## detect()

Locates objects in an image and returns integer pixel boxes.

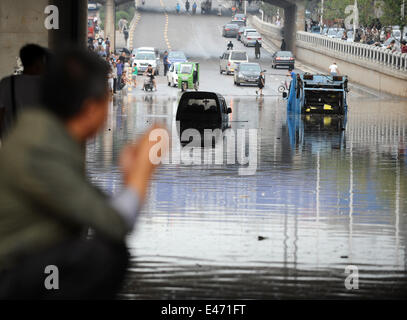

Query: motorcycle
[143,74,155,91]
[278,80,289,94]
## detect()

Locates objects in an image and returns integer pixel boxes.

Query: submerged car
[234,62,263,86]
[271,51,295,69]
[176,91,232,144]
[286,73,349,116]
[176,91,231,124]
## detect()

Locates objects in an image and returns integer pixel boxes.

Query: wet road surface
[86,5,407,298]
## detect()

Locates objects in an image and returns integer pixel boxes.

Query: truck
[285,73,349,116]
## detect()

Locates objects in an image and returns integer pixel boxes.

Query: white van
[219,50,249,75]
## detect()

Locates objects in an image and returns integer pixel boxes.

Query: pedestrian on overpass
[255,40,261,59]
[0,48,166,299]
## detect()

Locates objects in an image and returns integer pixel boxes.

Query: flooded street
[85,4,407,299]
[86,91,407,299]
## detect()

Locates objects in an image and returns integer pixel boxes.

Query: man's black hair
[19,44,49,68]
[42,47,110,121]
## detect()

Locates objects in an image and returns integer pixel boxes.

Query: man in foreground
[0,44,50,141]
[0,48,166,299]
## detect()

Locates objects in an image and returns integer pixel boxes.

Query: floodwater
[86,91,407,299]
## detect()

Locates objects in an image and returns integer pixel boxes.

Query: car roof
[138,47,154,51]
[276,51,293,54]
[240,62,260,65]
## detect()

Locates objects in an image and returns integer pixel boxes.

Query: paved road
[130,4,300,97]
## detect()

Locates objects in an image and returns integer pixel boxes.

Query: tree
[322,0,377,27]
[379,0,407,40]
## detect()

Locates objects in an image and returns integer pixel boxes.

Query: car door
[221,98,229,124]
[220,52,228,70]
[234,64,240,82]
[168,64,174,81]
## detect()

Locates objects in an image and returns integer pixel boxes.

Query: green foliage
[116,10,130,28]
[379,0,407,28]
[260,2,280,17]
[320,0,378,26]
[99,6,105,30]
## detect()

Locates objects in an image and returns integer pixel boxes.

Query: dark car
[271,51,295,69]
[222,24,240,38]
[234,62,264,86]
[176,91,232,146]
[229,20,246,28]
[233,13,246,24]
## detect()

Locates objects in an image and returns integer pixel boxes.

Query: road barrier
[249,15,407,96]
[296,32,407,73]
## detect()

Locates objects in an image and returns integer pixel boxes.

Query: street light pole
[244,0,247,15]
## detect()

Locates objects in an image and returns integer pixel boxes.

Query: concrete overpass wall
[0,0,88,80]
[0,0,49,78]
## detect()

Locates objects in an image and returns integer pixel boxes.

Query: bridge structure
[1,0,406,96]
[0,0,306,78]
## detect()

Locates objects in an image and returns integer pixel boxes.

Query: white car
[219,50,249,75]
[133,51,160,75]
[242,31,262,47]
[167,62,180,87]
[240,28,256,42]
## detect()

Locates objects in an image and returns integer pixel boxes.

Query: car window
[169,52,186,59]
[230,52,247,60]
[239,64,261,72]
[277,51,293,57]
[135,52,156,60]
[247,32,260,37]
[187,98,218,111]
[180,64,193,74]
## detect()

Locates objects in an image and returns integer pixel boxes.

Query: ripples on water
[86,93,407,299]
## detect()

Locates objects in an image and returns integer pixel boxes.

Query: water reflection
[86,93,407,299]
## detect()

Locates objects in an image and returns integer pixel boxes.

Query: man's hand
[119,124,168,203]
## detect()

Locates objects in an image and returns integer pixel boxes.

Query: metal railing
[296,31,407,72]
